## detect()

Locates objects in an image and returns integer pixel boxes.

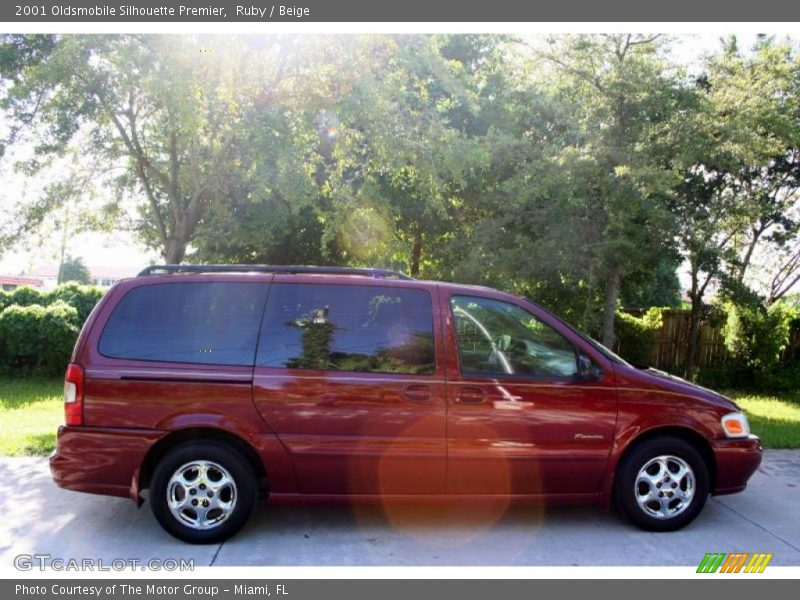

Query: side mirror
[577,354,603,381]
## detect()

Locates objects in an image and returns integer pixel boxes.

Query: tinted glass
[451,295,577,378]
[257,284,435,374]
[99,283,268,366]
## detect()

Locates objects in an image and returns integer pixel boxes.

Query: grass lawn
[729,390,800,449]
[0,378,799,456]
[0,377,63,456]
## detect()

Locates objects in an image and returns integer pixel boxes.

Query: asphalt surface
[1,451,798,567]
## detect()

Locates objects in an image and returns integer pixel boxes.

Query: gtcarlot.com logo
[697,552,773,573]
[14,554,194,571]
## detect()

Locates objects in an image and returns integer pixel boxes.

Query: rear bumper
[711,435,762,495]
[50,425,162,503]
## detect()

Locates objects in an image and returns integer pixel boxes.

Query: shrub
[46,282,105,323]
[0,301,79,375]
[39,301,82,373]
[615,307,664,366]
[698,360,800,393]
[0,283,104,324]
[755,361,800,392]
[695,364,744,390]
[0,304,45,366]
[722,301,795,372]
[8,285,47,307]
[0,283,104,376]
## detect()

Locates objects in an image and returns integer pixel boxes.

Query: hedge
[0,283,105,375]
[0,301,80,375]
[46,282,105,323]
[614,306,664,366]
[0,282,104,323]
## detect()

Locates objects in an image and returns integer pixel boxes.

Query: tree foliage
[58,255,91,284]
[2,33,800,365]
[652,35,800,374]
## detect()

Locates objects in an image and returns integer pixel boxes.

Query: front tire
[150,441,257,544]
[616,437,709,531]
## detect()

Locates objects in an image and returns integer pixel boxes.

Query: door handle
[456,386,486,404]
[403,385,432,403]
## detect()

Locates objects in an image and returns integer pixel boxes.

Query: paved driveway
[1,451,798,567]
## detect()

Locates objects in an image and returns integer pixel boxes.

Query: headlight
[721,412,750,438]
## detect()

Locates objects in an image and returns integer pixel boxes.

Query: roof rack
[137,264,414,280]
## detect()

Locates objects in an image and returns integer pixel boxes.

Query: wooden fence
[616,308,800,372]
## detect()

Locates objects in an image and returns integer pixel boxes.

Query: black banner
[3,0,800,22]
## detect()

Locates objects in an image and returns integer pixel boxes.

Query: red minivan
[50,265,762,543]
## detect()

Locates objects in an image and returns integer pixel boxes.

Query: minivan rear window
[98,282,268,366]
[256,283,435,375]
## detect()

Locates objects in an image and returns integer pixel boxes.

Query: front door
[253,279,446,495]
[443,293,617,496]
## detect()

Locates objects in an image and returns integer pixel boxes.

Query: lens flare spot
[349,418,545,551]
[336,206,392,261]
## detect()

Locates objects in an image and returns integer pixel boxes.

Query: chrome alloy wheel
[634,455,695,520]
[167,460,238,530]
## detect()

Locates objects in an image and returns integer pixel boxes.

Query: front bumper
[711,434,762,495]
[50,425,162,502]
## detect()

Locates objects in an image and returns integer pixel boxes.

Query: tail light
[64,363,84,426]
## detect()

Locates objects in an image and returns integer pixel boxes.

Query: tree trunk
[685,267,703,379]
[162,213,195,264]
[581,266,596,333]
[738,224,764,284]
[601,265,622,348]
[57,204,70,285]
[685,297,703,379]
[164,238,187,264]
[410,231,422,278]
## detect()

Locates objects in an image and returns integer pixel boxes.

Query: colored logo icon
[697,553,773,573]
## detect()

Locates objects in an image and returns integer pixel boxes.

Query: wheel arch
[138,427,268,500]
[602,425,717,509]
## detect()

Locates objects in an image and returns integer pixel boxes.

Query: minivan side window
[99,283,268,366]
[451,295,578,378]
[257,283,435,375]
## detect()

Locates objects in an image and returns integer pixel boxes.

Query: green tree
[0,34,343,263]
[57,255,91,284]
[620,256,682,309]
[458,35,680,343]
[186,36,388,266]
[315,35,500,276]
[655,35,800,375]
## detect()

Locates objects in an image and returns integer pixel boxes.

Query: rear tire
[150,441,257,544]
[615,437,709,532]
